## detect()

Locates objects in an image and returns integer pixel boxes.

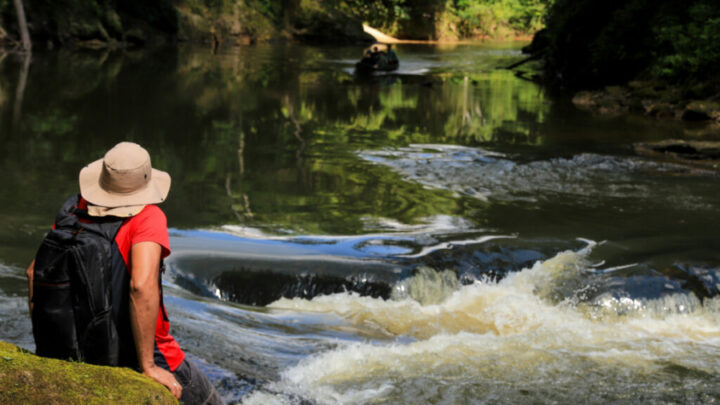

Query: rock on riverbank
[571,81,720,126]
[0,341,177,404]
[633,139,720,172]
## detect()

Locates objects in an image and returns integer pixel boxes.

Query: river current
[1,43,719,404]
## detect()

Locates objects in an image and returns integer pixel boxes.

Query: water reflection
[0,44,551,249]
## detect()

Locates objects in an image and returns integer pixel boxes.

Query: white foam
[266,245,720,403]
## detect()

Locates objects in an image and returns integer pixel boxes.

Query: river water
[1,43,719,404]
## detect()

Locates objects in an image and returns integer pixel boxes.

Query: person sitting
[373,49,389,69]
[362,48,373,61]
[369,45,381,63]
[27,142,223,404]
[387,44,399,65]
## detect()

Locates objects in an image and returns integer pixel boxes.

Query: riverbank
[569,81,720,167]
[0,341,177,404]
[527,0,720,134]
[571,82,720,127]
[0,0,374,49]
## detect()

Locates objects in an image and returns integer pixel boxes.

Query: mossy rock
[683,100,720,122]
[641,100,676,118]
[0,341,177,405]
[571,91,597,107]
[572,90,628,115]
[603,85,628,98]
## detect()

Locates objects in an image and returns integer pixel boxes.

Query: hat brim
[79,158,171,208]
[87,203,146,218]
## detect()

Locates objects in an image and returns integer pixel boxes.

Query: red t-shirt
[76,199,185,371]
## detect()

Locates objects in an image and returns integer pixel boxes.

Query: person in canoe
[387,44,398,65]
[355,43,399,74]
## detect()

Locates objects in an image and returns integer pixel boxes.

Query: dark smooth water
[1,43,720,404]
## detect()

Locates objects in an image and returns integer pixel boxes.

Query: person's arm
[129,241,182,399]
[26,260,35,314]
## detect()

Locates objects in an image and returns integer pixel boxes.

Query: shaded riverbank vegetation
[0,0,372,47]
[534,0,720,125]
[0,0,549,49]
[541,0,719,90]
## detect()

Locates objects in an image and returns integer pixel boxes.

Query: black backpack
[31,194,130,366]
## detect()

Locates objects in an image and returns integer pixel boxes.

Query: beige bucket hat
[79,142,171,217]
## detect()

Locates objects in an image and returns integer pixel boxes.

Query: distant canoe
[354,58,399,75]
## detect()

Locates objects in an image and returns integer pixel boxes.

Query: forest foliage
[335,0,550,38]
[541,0,720,89]
[0,0,549,45]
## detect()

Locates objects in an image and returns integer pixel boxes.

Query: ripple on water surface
[359,144,717,211]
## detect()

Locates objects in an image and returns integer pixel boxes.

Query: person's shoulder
[130,204,167,225]
[139,204,165,216]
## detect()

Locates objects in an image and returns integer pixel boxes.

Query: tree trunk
[504,51,545,70]
[13,51,31,128]
[282,0,299,31]
[12,0,32,51]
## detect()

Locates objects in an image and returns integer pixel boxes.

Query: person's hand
[143,364,182,399]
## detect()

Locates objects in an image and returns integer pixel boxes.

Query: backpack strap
[54,194,126,314]
[55,194,126,240]
[53,194,83,229]
[158,260,170,322]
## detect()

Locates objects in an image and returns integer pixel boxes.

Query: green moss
[0,341,177,405]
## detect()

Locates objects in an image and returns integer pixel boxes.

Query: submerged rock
[572,82,720,126]
[641,100,676,118]
[682,100,720,122]
[572,87,631,115]
[679,265,720,301]
[634,140,720,170]
[0,341,177,404]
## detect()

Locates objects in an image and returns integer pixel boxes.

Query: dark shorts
[172,358,224,405]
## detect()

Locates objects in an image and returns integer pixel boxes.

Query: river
[1,42,719,404]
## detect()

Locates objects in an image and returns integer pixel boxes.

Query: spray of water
[245,243,720,404]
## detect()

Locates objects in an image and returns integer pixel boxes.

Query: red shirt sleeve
[115,205,171,268]
[128,205,171,256]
